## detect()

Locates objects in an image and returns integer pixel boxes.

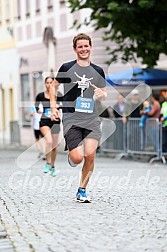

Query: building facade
[0,0,19,145]
[13,0,114,146]
[1,0,167,146]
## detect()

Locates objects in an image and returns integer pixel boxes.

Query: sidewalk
[0,149,167,252]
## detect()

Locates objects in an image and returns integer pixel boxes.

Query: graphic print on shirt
[73,72,93,97]
[73,72,94,113]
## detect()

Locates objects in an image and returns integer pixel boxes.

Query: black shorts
[34,130,43,140]
[40,119,60,134]
[64,123,101,151]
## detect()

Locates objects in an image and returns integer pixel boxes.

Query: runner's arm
[90,84,107,100]
[50,79,60,121]
[35,94,42,114]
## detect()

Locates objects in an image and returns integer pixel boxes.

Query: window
[21,74,30,126]
[0,1,2,23]
[17,0,21,19]
[36,0,40,13]
[17,27,22,41]
[60,0,66,8]
[2,88,6,130]
[33,72,43,97]
[26,24,31,39]
[26,0,30,17]
[5,0,10,22]
[9,88,14,121]
[36,21,41,37]
[60,14,67,32]
[47,0,53,9]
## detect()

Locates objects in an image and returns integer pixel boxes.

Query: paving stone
[0,149,167,252]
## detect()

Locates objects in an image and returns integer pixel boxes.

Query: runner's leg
[51,133,59,167]
[40,126,52,165]
[80,138,98,188]
[69,145,83,165]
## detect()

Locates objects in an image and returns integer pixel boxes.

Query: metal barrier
[127,118,159,154]
[10,121,21,145]
[100,118,166,163]
[101,118,126,153]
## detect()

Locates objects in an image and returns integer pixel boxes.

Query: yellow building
[0,0,19,145]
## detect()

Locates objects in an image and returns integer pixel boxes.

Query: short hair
[73,33,92,48]
[152,91,160,101]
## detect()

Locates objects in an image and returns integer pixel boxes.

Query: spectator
[122,89,142,123]
[140,92,161,151]
[112,94,126,150]
[160,90,167,152]
[140,92,160,119]
[113,94,126,118]
[139,100,151,150]
[139,100,151,127]
[30,105,45,159]
[95,99,110,118]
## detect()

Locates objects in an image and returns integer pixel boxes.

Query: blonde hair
[73,33,92,48]
[143,100,150,108]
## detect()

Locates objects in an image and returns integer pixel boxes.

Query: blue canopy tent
[106,68,167,86]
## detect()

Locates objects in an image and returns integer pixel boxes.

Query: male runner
[50,33,107,202]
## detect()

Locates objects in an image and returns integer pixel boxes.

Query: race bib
[75,97,94,113]
[44,108,51,117]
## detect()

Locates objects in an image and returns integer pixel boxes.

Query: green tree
[68,0,167,68]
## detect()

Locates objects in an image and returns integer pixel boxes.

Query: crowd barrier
[100,118,167,164]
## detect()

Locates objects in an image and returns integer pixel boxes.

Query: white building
[13,0,114,146]
[1,0,167,146]
[0,0,19,145]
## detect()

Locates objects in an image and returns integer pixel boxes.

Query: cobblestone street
[0,148,167,252]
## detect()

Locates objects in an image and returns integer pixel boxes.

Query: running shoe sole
[75,197,91,203]
[68,154,77,167]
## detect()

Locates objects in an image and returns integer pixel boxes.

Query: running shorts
[40,119,60,134]
[64,121,101,151]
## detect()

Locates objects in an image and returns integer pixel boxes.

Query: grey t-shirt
[56,60,106,127]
